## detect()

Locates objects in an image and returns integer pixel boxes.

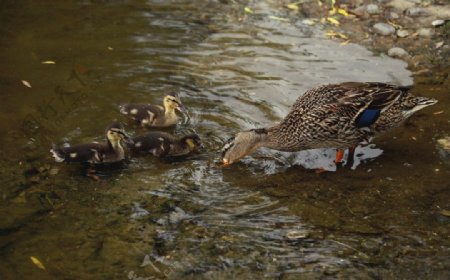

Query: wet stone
[388,47,409,58]
[373,23,396,35]
[367,4,380,14]
[397,29,410,38]
[388,11,400,19]
[405,7,428,17]
[418,28,433,37]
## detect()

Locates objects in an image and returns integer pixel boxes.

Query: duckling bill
[128,131,201,158]
[119,93,186,128]
[221,82,437,165]
[50,123,132,164]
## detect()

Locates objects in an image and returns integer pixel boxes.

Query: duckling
[128,132,201,157]
[221,82,437,165]
[119,93,186,128]
[50,123,133,164]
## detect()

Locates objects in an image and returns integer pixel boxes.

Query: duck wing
[129,132,174,156]
[119,103,164,125]
[51,142,106,163]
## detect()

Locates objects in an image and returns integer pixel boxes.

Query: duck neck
[108,139,125,160]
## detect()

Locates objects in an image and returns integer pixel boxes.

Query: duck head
[106,123,133,146]
[181,134,202,152]
[221,129,268,165]
[163,93,186,114]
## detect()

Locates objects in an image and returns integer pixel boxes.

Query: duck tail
[50,144,65,162]
[403,97,438,118]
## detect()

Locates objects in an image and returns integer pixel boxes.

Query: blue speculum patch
[355,109,381,127]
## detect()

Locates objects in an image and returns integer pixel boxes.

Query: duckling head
[106,123,133,145]
[181,134,202,152]
[221,129,267,165]
[163,93,186,113]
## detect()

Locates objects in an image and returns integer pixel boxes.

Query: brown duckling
[50,123,133,164]
[119,93,186,128]
[128,132,201,157]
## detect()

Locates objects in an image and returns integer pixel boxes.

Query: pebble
[418,28,433,37]
[432,19,446,27]
[388,47,409,58]
[388,12,400,19]
[405,7,428,17]
[373,23,396,35]
[366,4,380,14]
[397,29,409,38]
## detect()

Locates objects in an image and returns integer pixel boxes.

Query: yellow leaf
[30,256,46,270]
[107,46,114,51]
[340,40,350,46]
[337,8,348,17]
[388,20,402,29]
[327,17,340,26]
[21,80,32,88]
[317,0,323,7]
[244,7,253,14]
[269,15,289,22]
[287,3,299,11]
[329,7,337,16]
[41,61,55,64]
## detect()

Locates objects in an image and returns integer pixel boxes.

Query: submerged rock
[373,23,396,35]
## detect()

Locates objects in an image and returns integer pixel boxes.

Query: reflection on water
[0,0,448,279]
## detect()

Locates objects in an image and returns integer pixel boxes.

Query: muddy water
[0,0,449,279]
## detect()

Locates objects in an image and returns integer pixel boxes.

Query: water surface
[0,1,448,279]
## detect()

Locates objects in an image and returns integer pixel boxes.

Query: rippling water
[0,1,448,279]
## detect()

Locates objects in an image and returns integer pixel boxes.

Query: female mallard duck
[128,132,202,157]
[221,82,437,165]
[119,93,186,128]
[50,123,133,164]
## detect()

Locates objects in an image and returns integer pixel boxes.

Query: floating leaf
[440,210,450,217]
[244,7,253,14]
[30,256,46,270]
[107,46,114,51]
[327,17,340,26]
[21,80,32,88]
[41,60,55,64]
[433,110,444,115]
[287,3,299,11]
[269,15,289,22]
[337,8,348,17]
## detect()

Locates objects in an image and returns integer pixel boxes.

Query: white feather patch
[70,153,77,158]
[130,108,138,115]
[50,149,64,162]
[135,142,142,148]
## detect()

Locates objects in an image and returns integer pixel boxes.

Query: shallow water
[0,0,449,279]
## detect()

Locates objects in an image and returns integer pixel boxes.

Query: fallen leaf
[269,15,289,22]
[30,256,46,270]
[287,3,299,11]
[338,8,348,17]
[326,31,348,39]
[435,41,444,49]
[411,136,417,141]
[433,110,444,115]
[340,40,350,46]
[41,60,56,64]
[327,17,340,26]
[388,20,402,29]
[244,7,253,14]
[21,80,32,88]
[302,19,316,25]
